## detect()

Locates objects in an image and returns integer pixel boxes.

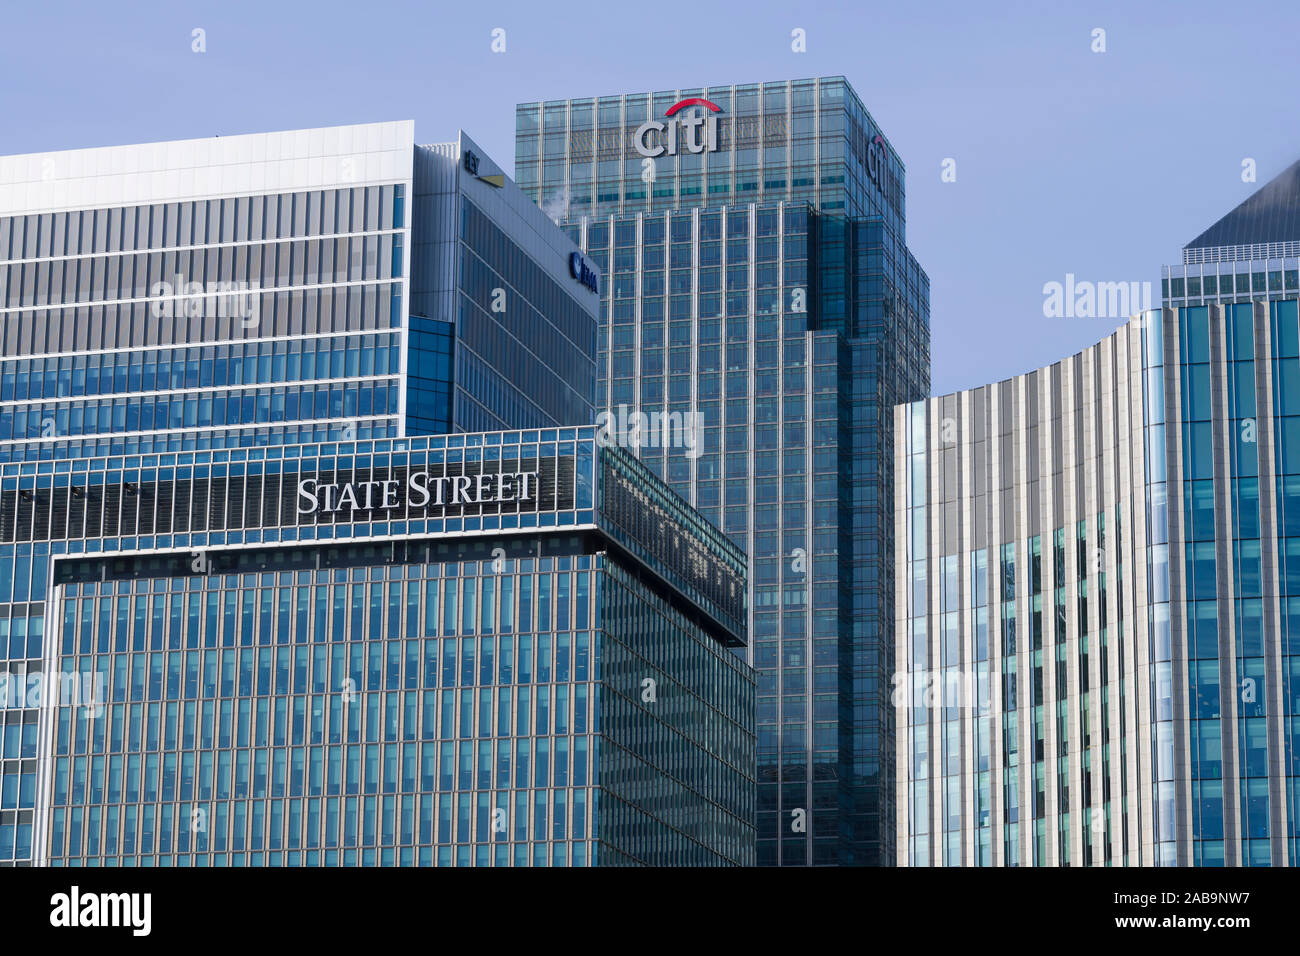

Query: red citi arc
[634,97,722,158]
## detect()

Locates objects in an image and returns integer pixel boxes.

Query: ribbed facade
[10,428,755,867]
[518,75,931,867]
[0,122,633,868]
[897,300,1300,866]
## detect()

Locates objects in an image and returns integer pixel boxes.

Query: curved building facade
[896,299,1300,866]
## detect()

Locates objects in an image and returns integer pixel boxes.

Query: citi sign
[635,98,721,158]
[866,133,889,190]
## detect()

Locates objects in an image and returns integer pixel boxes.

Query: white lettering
[635,120,666,158]
[50,886,152,937]
[407,471,430,508]
[335,483,359,512]
[295,469,543,517]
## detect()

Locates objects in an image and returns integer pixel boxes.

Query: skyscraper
[0,122,597,461]
[26,428,754,867]
[0,122,753,866]
[897,159,1300,867]
[1161,158,1300,309]
[896,300,1300,867]
[516,76,930,865]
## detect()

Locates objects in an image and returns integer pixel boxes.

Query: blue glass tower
[23,430,753,867]
[408,133,597,434]
[515,77,930,865]
[0,122,751,866]
[0,124,597,463]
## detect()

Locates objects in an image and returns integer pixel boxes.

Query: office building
[516,76,930,865]
[896,298,1300,866]
[0,122,598,462]
[0,124,753,866]
[17,429,753,867]
[1162,157,1300,308]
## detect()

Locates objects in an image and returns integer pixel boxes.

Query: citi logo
[866,134,888,189]
[634,98,721,158]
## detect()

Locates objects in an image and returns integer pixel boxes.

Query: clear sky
[2,0,1297,395]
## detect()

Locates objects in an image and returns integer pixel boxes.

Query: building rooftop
[1186,156,1300,251]
[0,121,415,217]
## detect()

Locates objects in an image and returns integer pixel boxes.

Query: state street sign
[297,470,538,517]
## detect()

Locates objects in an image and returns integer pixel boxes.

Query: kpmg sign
[635,98,721,158]
[569,252,599,294]
[297,470,538,517]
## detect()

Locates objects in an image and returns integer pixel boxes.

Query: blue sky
[2,0,1297,395]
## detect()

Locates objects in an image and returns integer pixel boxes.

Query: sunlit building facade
[0,124,759,867]
[0,122,597,462]
[897,300,1300,867]
[516,76,930,865]
[1162,157,1300,310]
[9,429,752,866]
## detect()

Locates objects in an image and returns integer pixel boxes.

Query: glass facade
[408,136,598,436]
[897,299,1300,867]
[516,76,930,865]
[0,127,598,466]
[0,429,753,866]
[0,186,408,459]
[1163,257,1300,309]
[0,124,742,867]
[1162,157,1300,309]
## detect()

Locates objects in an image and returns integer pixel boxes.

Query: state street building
[0,122,754,866]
